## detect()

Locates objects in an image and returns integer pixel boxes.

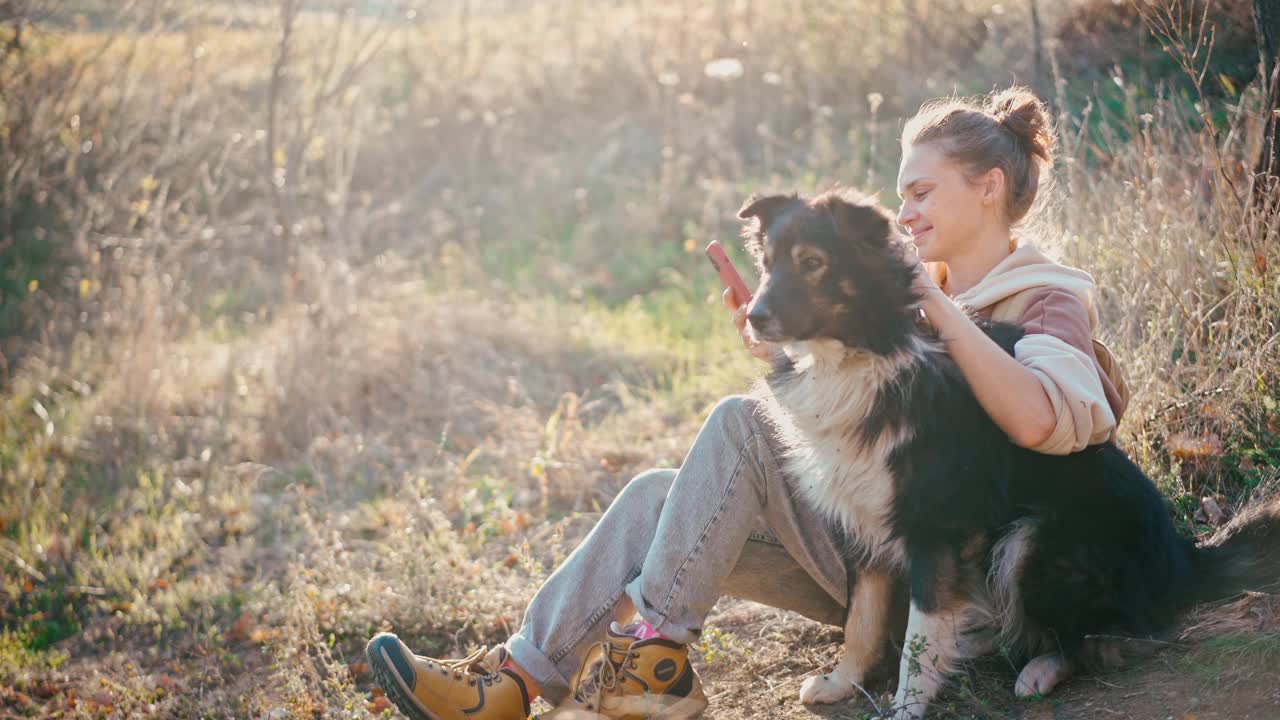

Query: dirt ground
[613,594,1280,720]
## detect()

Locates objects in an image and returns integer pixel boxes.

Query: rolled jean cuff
[623,574,700,645]
[504,631,570,704]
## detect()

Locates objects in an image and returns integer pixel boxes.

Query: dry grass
[2,0,1279,718]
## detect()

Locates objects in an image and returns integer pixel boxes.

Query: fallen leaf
[0,687,33,708]
[225,611,255,641]
[1167,432,1222,461]
[348,661,369,679]
[1193,496,1230,526]
[151,578,170,590]
[1199,401,1226,420]
[31,681,59,699]
[368,695,391,714]
[249,627,282,643]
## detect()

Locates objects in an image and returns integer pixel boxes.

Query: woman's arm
[917,283,1058,449]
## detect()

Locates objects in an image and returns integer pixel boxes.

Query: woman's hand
[723,288,775,362]
[902,254,1058,450]
[904,244,948,312]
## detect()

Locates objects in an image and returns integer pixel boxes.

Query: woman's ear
[981,167,1006,209]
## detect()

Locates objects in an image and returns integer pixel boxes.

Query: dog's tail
[1184,495,1280,605]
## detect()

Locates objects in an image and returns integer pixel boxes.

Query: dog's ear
[823,191,894,248]
[823,191,917,298]
[737,193,800,230]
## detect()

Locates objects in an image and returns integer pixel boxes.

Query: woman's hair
[902,86,1056,226]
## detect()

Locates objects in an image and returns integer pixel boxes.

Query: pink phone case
[705,241,753,307]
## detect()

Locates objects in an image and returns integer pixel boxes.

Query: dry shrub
[1046,22,1280,507]
[1055,0,1259,94]
[3,0,1280,717]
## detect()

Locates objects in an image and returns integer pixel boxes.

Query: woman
[364,86,1127,720]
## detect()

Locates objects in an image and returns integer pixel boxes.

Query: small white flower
[704,57,744,80]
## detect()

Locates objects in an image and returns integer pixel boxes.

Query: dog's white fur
[988,518,1039,654]
[754,339,921,711]
[798,570,894,705]
[756,338,1044,719]
[754,338,928,572]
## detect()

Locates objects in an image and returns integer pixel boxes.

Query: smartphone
[704,241,753,307]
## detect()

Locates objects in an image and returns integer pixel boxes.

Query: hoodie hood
[925,244,1100,330]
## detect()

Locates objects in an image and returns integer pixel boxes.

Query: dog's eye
[801,256,825,272]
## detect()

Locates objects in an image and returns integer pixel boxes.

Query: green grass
[1,1,1278,717]
[0,628,68,703]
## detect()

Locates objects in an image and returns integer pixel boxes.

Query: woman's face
[895,141,994,264]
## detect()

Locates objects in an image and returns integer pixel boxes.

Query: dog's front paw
[799,672,857,704]
[1014,653,1073,698]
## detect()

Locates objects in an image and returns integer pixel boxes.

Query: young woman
[364,86,1127,720]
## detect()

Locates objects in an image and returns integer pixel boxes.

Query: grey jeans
[505,395,852,704]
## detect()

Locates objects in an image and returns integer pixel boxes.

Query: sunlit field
[2,0,1278,717]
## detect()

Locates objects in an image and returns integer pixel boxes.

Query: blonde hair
[902,87,1056,226]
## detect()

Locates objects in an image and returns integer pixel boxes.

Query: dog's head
[737,190,920,355]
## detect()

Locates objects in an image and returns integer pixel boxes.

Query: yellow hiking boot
[366,632,533,720]
[539,622,708,720]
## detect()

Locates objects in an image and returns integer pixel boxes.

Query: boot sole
[537,691,708,719]
[616,691,709,719]
[366,635,440,720]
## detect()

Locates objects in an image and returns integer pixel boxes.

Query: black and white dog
[738,190,1280,719]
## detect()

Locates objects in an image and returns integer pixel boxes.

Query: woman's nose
[897,203,915,227]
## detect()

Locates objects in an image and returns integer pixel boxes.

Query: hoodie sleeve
[1011,289,1117,455]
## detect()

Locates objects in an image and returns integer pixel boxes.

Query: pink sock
[627,619,666,641]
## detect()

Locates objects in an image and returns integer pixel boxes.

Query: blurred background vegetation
[1,0,1278,717]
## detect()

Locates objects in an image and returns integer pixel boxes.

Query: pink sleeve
[1016,289,1124,423]
[1012,289,1118,454]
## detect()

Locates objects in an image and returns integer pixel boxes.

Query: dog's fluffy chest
[755,343,914,569]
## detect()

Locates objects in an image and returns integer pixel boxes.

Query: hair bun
[901,85,1057,225]
[986,87,1055,164]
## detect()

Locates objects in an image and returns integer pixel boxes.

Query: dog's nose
[746,305,772,328]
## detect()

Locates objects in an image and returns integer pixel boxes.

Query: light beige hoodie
[926,245,1124,455]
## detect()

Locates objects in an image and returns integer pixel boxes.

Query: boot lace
[436,647,500,686]
[572,641,640,705]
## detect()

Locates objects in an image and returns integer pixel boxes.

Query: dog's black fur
[737,189,1280,718]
